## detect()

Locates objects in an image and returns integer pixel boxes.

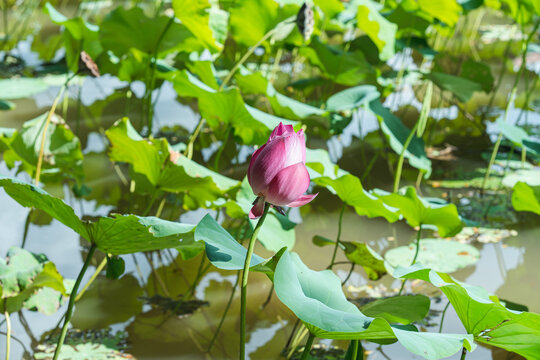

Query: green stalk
[460,348,467,360]
[74,256,107,302]
[240,203,270,360]
[328,204,346,269]
[299,333,315,360]
[439,301,451,333]
[350,340,359,359]
[185,118,205,160]
[393,122,419,193]
[398,224,422,295]
[53,243,97,360]
[4,305,10,360]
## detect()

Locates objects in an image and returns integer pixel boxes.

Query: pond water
[1,70,539,360]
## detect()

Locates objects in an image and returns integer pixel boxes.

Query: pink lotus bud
[247,123,317,219]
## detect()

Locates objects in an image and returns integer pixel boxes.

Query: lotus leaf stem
[439,301,451,333]
[74,256,107,302]
[4,305,10,360]
[299,333,315,360]
[393,121,419,193]
[53,243,97,360]
[240,202,270,360]
[329,204,346,269]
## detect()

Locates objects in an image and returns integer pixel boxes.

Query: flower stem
[53,243,97,360]
[299,333,315,360]
[240,202,270,360]
[4,305,10,360]
[328,204,346,269]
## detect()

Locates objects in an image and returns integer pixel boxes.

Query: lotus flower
[248,123,317,219]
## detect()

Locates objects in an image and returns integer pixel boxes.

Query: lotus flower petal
[265,162,311,206]
[287,193,318,207]
[269,122,295,141]
[248,138,287,195]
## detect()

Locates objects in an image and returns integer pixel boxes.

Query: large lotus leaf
[164,70,271,145]
[417,0,461,27]
[228,0,281,47]
[394,264,540,358]
[0,247,65,314]
[497,118,540,156]
[326,85,380,112]
[427,72,482,103]
[305,148,349,180]
[91,215,196,255]
[106,118,238,206]
[374,187,463,237]
[0,112,84,183]
[172,0,228,52]
[300,37,375,86]
[355,0,397,61]
[313,175,400,222]
[0,78,48,99]
[512,181,540,215]
[385,239,479,273]
[245,105,297,131]
[100,7,199,57]
[106,118,169,186]
[0,176,89,239]
[313,235,388,280]
[274,251,475,359]
[360,295,431,325]
[368,100,432,176]
[194,214,267,270]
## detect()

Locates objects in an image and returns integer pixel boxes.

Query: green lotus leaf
[512,181,540,215]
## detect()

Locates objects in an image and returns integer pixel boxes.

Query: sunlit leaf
[427,72,482,102]
[326,85,380,112]
[374,187,463,237]
[360,295,431,325]
[355,0,397,61]
[417,0,462,27]
[512,181,540,215]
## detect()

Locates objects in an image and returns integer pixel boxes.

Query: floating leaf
[0,78,48,99]
[385,239,479,273]
[512,181,540,215]
[273,251,475,359]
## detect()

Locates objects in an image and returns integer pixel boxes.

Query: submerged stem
[207,271,240,353]
[53,243,97,360]
[328,205,346,269]
[240,203,270,360]
[299,333,315,360]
